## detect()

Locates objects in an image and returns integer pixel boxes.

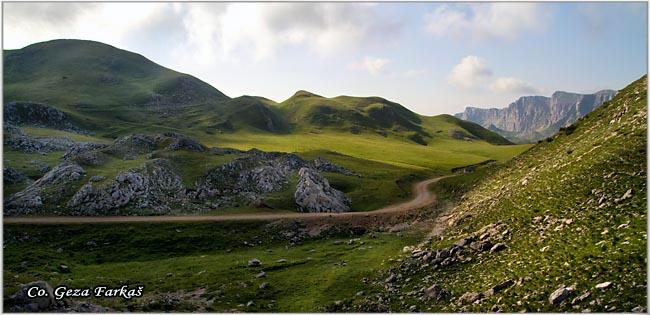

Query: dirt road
[3,176,450,225]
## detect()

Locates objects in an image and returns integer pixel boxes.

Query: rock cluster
[195,150,307,202]
[4,101,84,132]
[5,162,85,215]
[294,167,351,213]
[67,159,186,215]
[4,125,84,153]
[4,167,28,185]
[106,132,207,159]
[6,127,355,214]
[311,157,359,176]
[6,281,111,312]
[347,222,511,312]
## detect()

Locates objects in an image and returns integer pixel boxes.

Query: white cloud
[350,56,390,75]
[448,55,538,95]
[425,3,550,41]
[3,3,401,64]
[447,55,493,90]
[489,77,539,94]
[402,69,427,77]
[3,3,173,49]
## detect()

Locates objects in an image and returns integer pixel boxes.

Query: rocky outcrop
[4,125,82,153]
[4,101,83,132]
[294,167,351,213]
[67,159,186,215]
[5,162,85,215]
[4,167,28,185]
[163,132,206,152]
[105,132,206,159]
[311,157,359,176]
[195,150,307,203]
[62,142,110,166]
[455,90,616,143]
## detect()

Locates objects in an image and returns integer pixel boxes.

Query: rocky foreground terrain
[4,108,356,216]
[456,89,616,143]
[335,77,647,312]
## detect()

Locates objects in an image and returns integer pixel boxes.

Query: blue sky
[3,2,647,115]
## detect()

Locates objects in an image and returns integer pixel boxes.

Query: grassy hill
[345,75,647,312]
[4,39,526,172]
[4,39,229,107]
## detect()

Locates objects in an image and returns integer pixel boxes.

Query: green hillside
[346,76,648,312]
[4,39,229,107]
[276,90,512,146]
[3,39,524,172]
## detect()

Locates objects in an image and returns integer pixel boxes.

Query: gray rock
[572,292,591,305]
[161,132,206,152]
[67,159,186,215]
[436,249,450,259]
[259,282,269,289]
[458,292,483,305]
[492,279,514,292]
[311,157,358,176]
[89,175,106,182]
[195,150,307,203]
[255,271,266,278]
[549,286,574,305]
[58,264,71,273]
[454,236,475,247]
[490,243,507,253]
[294,167,350,213]
[4,101,84,132]
[424,284,451,301]
[248,259,262,267]
[5,162,85,215]
[4,168,28,185]
[595,281,612,290]
[10,281,55,311]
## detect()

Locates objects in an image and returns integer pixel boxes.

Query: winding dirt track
[3,176,450,225]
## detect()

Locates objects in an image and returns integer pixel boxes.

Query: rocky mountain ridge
[455,89,616,143]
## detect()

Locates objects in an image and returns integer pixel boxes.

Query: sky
[2,2,648,115]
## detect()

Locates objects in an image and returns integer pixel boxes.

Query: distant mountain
[3,39,511,146]
[455,90,617,143]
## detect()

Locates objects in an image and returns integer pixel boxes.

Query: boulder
[458,292,483,305]
[248,259,262,267]
[490,243,507,253]
[595,281,612,290]
[549,286,574,305]
[492,279,514,292]
[424,284,451,301]
[294,167,351,213]
[9,281,55,311]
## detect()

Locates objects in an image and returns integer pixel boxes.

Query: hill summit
[4,39,512,146]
